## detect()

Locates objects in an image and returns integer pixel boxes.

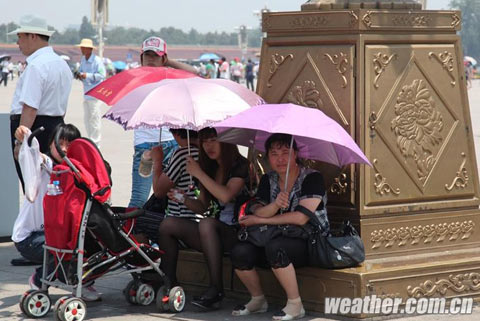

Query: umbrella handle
[284,135,294,191]
[281,136,295,214]
[187,129,193,187]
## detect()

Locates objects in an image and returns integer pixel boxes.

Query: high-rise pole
[97,0,105,59]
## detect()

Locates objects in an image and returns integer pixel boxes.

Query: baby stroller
[20,132,185,320]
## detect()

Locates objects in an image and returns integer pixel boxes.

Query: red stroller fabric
[66,139,111,204]
[44,139,111,258]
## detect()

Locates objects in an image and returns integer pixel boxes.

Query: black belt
[10,114,63,121]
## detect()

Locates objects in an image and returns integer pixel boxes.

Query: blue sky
[0,0,452,33]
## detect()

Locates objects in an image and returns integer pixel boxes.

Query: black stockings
[158,217,201,285]
[198,218,238,293]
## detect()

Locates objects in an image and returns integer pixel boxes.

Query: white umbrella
[464,56,477,66]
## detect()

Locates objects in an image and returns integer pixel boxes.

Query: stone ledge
[176,249,480,318]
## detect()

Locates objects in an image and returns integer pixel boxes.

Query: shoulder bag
[296,205,365,269]
[237,199,309,247]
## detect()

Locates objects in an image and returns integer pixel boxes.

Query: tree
[0,19,262,48]
[248,28,262,48]
[0,22,19,43]
[450,0,480,58]
[52,28,80,45]
[79,16,96,40]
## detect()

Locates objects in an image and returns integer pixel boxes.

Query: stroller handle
[112,208,145,220]
[27,126,45,147]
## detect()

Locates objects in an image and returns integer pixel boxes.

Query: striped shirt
[165,146,202,219]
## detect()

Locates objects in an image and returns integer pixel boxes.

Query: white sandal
[272,307,305,320]
[232,301,268,316]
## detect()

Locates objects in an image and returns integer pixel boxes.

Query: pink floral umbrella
[103,77,264,130]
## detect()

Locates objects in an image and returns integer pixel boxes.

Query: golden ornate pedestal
[254,1,480,316]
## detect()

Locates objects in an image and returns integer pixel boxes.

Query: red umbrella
[86,66,198,105]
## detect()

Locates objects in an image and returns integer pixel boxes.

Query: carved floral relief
[287,80,323,108]
[391,80,444,183]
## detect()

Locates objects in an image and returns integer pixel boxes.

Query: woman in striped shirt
[162,127,250,310]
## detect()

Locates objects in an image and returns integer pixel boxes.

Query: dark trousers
[0,72,8,86]
[10,114,64,193]
[246,77,254,91]
[231,236,308,270]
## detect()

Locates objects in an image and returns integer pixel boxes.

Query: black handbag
[238,224,282,247]
[237,199,309,247]
[297,205,365,269]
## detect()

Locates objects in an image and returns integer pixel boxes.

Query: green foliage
[79,16,96,40]
[0,22,20,44]
[0,15,263,47]
[450,0,480,58]
[51,28,81,45]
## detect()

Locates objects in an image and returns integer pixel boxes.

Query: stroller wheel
[123,280,139,305]
[19,289,36,316]
[155,285,169,312]
[168,286,186,312]
[135,283,155,306]
[59,297,87,321]
[22,290,51,318]
[53,296,70,321]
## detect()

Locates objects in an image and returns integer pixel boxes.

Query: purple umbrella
[214,104,371,185]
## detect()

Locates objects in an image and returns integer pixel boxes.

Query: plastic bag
[18,131,43,202]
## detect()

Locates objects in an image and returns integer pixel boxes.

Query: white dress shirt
[11,46,73,116]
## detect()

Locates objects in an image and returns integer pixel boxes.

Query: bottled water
[47,180,63,195]
[53,180,63,195]
[138,150,153,178]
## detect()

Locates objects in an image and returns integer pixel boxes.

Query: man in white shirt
[8,15,73,192]
[76,38,106,146]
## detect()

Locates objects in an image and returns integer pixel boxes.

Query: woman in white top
[12,124,80,265]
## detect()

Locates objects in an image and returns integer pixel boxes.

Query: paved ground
[1,76,480,320]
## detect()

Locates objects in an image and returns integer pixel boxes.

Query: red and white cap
[141,36,167,56]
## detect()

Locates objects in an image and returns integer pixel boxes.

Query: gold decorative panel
[362,210,480,258]
[407,273,480,298]
[262,10,460,33]
[364,44,477,210]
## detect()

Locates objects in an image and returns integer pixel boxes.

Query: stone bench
[176,249,364,315]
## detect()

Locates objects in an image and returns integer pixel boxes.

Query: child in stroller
[20,131,186,320]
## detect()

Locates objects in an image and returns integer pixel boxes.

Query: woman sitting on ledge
[164,127,250,309]
[231,133,329,321]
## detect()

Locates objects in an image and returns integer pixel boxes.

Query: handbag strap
[295,205,321,227]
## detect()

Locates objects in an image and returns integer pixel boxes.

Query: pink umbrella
[214,103,371,168]
[86,66,198,106]
[103,77,264,130]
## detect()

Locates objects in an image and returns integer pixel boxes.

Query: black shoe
[11,258,40,266]
[191,291,224,310]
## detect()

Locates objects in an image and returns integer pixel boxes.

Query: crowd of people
[196,57,259,90]
[0,58,25,86]
[7,16,329,321]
